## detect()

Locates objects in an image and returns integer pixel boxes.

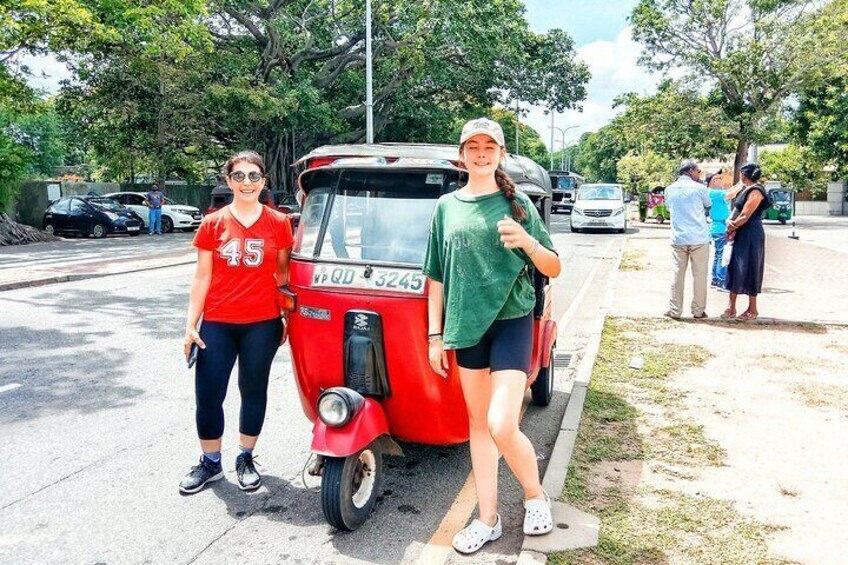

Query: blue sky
[523,0,640,46]
[520,0,664,149]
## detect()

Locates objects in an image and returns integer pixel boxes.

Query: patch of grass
[619,247,645,271]
[793,382,848,412]
[778,485,801,498]
[552,317,792,565]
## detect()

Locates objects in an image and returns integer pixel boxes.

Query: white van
[570,183,628,233]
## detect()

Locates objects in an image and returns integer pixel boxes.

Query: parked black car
[43,196,143,238]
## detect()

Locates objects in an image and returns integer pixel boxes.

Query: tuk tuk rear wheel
[321,443,383,531]
[531,343,555,407]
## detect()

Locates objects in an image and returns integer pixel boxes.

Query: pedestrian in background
[180,150,293,494]
[423,118,561,554]
[723,162,769,321]
[145,182,166,235]
[707,170,730,289]
[664,159,712,319]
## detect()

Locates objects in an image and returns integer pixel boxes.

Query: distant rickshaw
[645,185,670,223]
[762,189,793,224]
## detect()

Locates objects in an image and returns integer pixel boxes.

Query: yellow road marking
[417,400,531,564]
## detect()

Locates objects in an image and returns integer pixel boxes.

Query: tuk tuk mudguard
[310,398,391,458]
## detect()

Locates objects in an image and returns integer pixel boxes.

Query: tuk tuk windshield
[294,169,447,265]
[772,191,791,203]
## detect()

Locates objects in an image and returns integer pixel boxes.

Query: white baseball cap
[460,118,506,147]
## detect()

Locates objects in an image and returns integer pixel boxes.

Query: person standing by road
[723,162,769,321]
[145,182,166,235]
[664,159,712,319]
[707,171,730,289]
[180,151,293,494]
[423,118,561,554]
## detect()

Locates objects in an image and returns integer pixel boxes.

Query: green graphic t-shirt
[422,189,556,350]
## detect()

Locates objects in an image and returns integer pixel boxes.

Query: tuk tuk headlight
[317,387,365,427]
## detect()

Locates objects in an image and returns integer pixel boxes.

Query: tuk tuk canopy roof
[296,144,552,197]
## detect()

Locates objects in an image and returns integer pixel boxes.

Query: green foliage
[630,0,823,175]
[612,80,735,159]
[575,127,625,183]
[617,151,677,193]
[759,145,829,196]
[0,113,31,211]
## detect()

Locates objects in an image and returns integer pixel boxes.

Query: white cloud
[521,26,665,151]
[19,53,72,95]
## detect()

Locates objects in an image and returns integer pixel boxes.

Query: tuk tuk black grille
[343,311,391,398]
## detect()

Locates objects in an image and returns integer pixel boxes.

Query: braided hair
[460,142,527,222]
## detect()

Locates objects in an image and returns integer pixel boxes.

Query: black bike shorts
[455,312,533,374]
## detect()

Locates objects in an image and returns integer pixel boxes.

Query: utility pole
[515,99,520,154]
[365,0,374,144]
[549,111,555,170]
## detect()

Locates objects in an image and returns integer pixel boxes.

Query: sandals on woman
[523,490,554,536]
[736,311,758,322]
[720,308,737,319]
[452,514,502,554]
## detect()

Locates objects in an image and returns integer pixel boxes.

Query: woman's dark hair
[459,142,527,222]
[740,162,762,181]
[223,150,266,176]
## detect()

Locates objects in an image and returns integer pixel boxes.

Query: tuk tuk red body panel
[288,260,471,445]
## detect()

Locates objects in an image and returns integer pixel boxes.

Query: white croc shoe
[452,514,502,554]
[523,490,553,535]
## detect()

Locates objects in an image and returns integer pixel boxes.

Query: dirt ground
[559,317,848,565]
[650,321,848,564]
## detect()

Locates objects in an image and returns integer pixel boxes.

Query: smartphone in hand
[187,342,199,369]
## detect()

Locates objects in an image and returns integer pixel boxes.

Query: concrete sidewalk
[614,225,848,326]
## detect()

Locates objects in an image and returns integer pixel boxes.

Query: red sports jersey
[193,206,293,324]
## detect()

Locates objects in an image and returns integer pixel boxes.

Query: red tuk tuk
[283,144,558,530]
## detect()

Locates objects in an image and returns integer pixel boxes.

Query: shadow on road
[0,325,144,424]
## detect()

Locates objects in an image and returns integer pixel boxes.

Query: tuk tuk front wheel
[321,443,383,531]
[779,218,787,225]
[531,343,555,407]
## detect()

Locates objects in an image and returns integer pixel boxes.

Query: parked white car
[104,192,203,233]
[570,183,629,234]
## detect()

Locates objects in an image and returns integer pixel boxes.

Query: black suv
[43,196,143,238]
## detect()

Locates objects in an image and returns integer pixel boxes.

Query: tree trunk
[264,131,291,198]
[733,138,750,184]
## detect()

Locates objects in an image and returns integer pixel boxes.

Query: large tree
[630,0,823,180]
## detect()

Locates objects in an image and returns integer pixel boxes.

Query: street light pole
[515,99,520,154]
[548,124,578,171]
[549,111,555,170]
[365,0,374,144]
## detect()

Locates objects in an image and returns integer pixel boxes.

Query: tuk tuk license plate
[312,265,426,295]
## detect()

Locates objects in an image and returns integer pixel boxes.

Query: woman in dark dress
[722,162,770,321]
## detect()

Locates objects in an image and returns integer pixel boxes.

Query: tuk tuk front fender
[311,397,391,458]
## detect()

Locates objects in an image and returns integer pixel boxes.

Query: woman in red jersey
[178,151,293,494]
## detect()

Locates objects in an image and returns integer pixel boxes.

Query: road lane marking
[556,238,616,334]
[417,401,531,564]
[0,383,22,394]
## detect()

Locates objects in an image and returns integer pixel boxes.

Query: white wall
[795,201,831,216]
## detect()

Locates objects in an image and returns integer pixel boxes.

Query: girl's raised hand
[497,215,531,250]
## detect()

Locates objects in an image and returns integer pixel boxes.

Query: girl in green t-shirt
[423,118,562,554]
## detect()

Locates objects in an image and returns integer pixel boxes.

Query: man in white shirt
[664,159,712,319]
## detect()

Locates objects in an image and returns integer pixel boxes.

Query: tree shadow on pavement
[0,325,144,424]
[24,285,189,341]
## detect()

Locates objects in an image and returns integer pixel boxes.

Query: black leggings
[195,318,283,440]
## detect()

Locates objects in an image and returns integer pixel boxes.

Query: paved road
[0,214,626,564]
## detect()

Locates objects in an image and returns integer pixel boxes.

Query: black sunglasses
[228,171,265,183]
